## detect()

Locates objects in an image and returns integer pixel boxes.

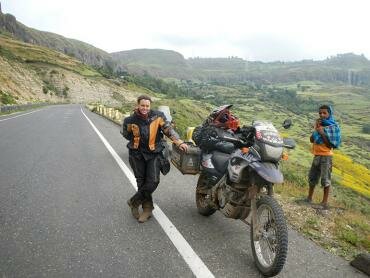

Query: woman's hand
[179,142,189,152]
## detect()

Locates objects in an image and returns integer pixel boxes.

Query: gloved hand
[239,125,255,144]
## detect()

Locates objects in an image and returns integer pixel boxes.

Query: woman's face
[138,99,151,115]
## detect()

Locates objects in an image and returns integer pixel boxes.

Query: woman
[121,95,188,222]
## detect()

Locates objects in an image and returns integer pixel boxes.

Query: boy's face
[319,108,330,120]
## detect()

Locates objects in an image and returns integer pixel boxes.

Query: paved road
[0,105,366,278]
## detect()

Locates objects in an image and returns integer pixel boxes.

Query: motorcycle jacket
[121,109,183,153]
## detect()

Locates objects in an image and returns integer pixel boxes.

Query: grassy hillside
[0,34,138,105]
[0,34,99,76]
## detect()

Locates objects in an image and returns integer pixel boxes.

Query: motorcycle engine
[217,181,250,219]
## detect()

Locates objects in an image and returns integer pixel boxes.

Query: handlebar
[222,136,295,149]
[220,136,254,148]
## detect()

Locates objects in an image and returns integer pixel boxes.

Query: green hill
[111,49,192,78]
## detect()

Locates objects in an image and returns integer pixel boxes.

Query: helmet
[208,104,240,131]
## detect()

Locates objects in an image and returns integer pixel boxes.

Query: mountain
[0,6,122,73]
[113,48,370,86]
[323,53,370,69]
[111,49,192,78]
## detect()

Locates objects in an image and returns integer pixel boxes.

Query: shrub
[340,228,359,246]
[0,90,17,104]
[362,124,370,134]
[361,237,370,249]
[62,86,69,97]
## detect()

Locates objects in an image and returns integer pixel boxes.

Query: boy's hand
[317,126,325,135]
[314,119,325,135]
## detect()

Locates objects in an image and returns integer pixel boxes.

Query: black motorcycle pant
[128,151,161,206]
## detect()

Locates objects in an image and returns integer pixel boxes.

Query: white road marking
[0,109,42,122]
[81,108,215,278]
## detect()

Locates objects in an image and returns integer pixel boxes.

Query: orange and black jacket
[121,110,183,153]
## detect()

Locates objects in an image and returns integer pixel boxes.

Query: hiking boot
[138,201,154,223]
[127,199,140,219]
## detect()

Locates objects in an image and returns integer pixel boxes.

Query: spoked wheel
[250,195,288,277]
[195,173,216,216]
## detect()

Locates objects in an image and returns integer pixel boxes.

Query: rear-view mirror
[283,138,296,149]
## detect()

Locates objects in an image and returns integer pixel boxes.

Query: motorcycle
[171,119,295,277]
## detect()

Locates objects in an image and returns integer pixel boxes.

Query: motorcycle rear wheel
[195,174,216,216]
[250,195,288,277]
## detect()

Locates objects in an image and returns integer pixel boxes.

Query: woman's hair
[137,95,152,103]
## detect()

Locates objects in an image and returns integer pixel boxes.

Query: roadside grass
[276,164,370,260]
[0,109,20,116]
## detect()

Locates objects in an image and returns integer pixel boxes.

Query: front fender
[249,162,283,184]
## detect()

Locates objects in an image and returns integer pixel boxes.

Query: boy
[306,105,341,210]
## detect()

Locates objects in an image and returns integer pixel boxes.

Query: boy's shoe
[321,203,330,210]
[312,203,330,210]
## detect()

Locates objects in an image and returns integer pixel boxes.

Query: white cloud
[2,0,370,61]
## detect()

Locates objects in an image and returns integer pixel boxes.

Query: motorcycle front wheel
[250,195,288,277]
[195,173,216,216]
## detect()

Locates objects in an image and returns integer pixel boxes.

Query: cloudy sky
[2,0,370,62]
